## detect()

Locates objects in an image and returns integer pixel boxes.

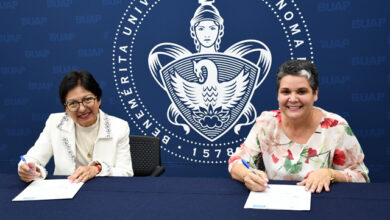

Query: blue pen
[20,156,33,174]
[241,159,270,188]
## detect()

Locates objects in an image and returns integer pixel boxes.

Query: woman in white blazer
[18,70,133,183]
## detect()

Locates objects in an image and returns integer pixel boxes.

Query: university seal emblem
[149,0,271,141]
[112,0,314,163]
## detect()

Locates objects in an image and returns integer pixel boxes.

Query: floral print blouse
[228,108,370,182]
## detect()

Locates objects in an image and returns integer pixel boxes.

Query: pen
[241,159,270,188]
[20,156,33,174]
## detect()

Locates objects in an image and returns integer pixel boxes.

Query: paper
[13,179,84,201]
[244,184,311,211]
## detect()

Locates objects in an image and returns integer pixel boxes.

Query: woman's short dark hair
[59,70,102,106]
[276,60,319,93]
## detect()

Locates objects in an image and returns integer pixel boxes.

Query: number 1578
[192,148,234,158]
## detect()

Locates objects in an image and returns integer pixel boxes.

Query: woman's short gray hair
[276,60,319,93]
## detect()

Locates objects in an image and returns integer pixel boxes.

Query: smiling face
[65,85,101,127]
[195,20,219,49]
[278,75,318,121]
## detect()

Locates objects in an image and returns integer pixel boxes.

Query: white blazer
[20,109,133,178]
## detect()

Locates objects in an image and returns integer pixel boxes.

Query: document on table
[244,184,311,211]
[12,179,84,201]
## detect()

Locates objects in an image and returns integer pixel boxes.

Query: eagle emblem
[148,0,271,141]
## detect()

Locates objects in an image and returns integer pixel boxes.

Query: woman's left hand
[297,168,332,193]
[68,166,99,183]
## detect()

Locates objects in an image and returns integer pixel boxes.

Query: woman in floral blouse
[229,60,369,193]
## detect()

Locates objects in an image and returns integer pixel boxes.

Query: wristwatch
[93,161,102,174]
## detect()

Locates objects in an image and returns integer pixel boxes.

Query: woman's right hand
[243,170,269,192]
[18,162,41,182]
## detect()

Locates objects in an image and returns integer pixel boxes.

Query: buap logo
[113,0,314,163]
[148,0,271,141]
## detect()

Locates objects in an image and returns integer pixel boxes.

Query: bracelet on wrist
[94,161,102,174]
[327,168,335,184]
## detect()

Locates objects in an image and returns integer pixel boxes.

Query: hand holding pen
[18,156,40,183]
[241,159,269,191]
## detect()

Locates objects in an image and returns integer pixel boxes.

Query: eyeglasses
[64,96,97,112]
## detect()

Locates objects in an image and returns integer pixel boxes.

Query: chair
[129,135,165,177]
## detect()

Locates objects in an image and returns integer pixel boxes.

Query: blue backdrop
[0,0,389,181]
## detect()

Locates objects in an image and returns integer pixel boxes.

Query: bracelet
[327,168,335,184]
[94,161,102,174]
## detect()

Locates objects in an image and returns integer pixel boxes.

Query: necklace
[87,144,94,158]
[75,114,99,160]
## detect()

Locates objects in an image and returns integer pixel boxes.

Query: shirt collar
[57,109,112,139]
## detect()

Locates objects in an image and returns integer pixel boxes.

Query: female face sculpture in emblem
[190,0,224,53]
